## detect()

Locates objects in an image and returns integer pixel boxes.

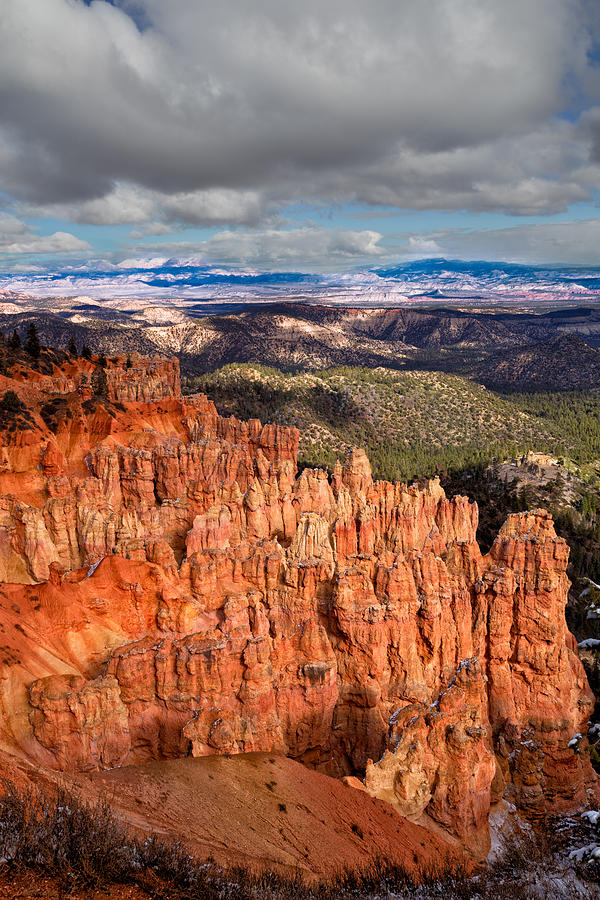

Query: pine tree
[9,330,20,351]
[68,337,77,356]
[81,345,92,361]
[91,365,108,399]
[24,323,41,359]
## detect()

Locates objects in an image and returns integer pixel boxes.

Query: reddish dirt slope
[80,754,458,879]
[0,747,459,882]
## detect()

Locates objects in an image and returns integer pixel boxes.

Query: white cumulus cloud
[0,214,90,255]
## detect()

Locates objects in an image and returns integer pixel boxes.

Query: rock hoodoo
[0,350,595,856]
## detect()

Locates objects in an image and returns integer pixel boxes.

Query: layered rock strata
[0,352,595,855]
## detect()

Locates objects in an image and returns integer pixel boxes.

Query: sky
[2,0,600,273]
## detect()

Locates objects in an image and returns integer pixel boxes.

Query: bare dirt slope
[79,754,457,879]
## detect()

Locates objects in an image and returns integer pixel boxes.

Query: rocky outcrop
[29,673,130,771]
[106,356,180,403]
[0,351,595,858]
[478,511,594,817]
[365,658,494,856]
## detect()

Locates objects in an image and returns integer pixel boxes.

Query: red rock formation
[364,658,495,857]
[0,350,595,858]
[106,355,180,403]
[29,673,130,771]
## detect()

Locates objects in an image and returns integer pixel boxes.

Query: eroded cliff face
[0,352,595,856]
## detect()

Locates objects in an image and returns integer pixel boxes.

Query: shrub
[0,391,21,414]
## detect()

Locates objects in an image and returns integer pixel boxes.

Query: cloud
[0,213,90,255]
[407,236,443,255]
[315,116,600,215]
[121,218,600,267]
[23,183,269,228]
[132,227,384,269]
[128,223,175,238]
[399,218,600,265]
[1,0,599,231]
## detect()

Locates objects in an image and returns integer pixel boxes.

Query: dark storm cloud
[1,0,600,235]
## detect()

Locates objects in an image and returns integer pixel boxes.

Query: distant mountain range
[3,257,600,306]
